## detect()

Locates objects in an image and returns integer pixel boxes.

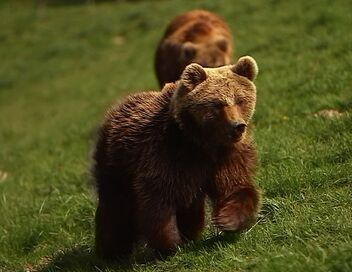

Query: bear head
[178,25,232,70]
[171,56,258,148]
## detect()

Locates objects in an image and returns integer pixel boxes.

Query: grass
[0,0,351,271]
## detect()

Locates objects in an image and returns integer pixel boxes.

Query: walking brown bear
[155,10,233,87]
[93,56,261,259]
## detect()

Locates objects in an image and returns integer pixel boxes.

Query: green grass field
[0,0,351,271]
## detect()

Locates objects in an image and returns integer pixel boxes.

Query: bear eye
[211,101,224,109]
[182,44,196,60]
[236,99,244,106]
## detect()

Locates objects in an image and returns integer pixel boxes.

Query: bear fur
[155,10,233,87]
[93,56,261,259]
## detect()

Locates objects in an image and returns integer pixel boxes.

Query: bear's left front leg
[212,186,261,232]
[177,196,206,241]
[138,200,182,256]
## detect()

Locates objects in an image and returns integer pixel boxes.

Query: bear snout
[228,120,247,140]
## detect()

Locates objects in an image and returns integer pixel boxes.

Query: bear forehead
[199,67,253,90]
[187,83,253,106]
[182,70,255,106]
[205,66,255,88]
[204,65,235,76]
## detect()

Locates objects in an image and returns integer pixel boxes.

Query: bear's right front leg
[212,186,261,232]
[138,202,182,256]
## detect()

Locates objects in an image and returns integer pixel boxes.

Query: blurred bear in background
[155,10,233,87]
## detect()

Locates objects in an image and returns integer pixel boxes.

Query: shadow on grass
[36,245,137,272]
[36,233,242,271]
[177,231,242,258]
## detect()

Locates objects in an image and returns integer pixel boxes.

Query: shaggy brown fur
[155,10,233,87]
[93,56,261,259]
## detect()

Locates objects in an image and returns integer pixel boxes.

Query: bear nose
[229,121,247,138]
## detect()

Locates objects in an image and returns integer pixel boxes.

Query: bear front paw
[212,200,254,232]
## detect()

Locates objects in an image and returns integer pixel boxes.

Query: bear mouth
[228,133,244,143]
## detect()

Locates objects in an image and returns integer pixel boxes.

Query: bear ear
[231,56,258,81]
[181,42,197,61]
[181,63,207,90]
[216,38,228,52]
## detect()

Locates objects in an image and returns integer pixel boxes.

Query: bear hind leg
[95,193,136,259]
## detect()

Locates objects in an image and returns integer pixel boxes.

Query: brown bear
[93,56,261,259]
[155,10,233,87]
